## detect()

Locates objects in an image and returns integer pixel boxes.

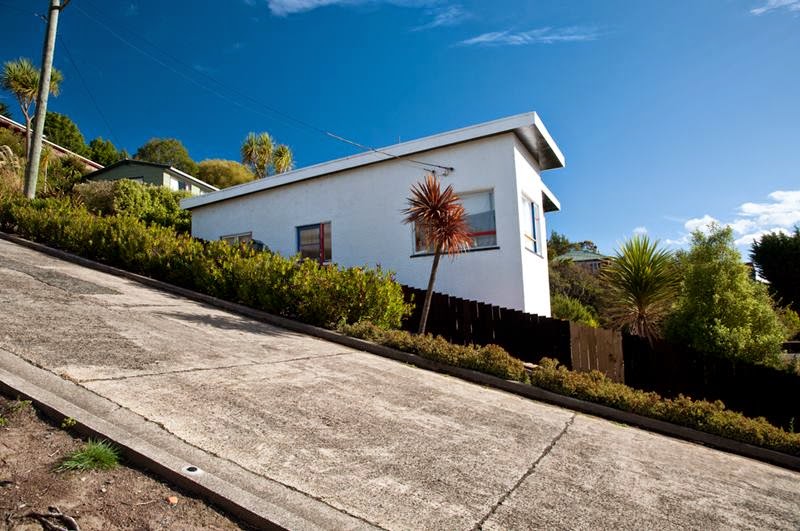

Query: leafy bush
[197,159,255,188]
[339,321,527,381]
[530,358,800,456]
[551,293,599,327]
[666,226,787,364]
[0,197,410,329]
[74,179,191,232]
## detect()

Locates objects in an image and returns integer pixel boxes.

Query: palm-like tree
[403,174,473,334]
[241,132,273,179]
[272,144,294,174]
[602,235,679,341]
[1,58,62,158]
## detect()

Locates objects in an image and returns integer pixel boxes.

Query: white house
[182,112,564,315]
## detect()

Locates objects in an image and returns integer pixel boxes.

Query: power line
[73,1,454,174]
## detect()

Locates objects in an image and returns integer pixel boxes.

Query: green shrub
[551,293,599,327]
[666,226,787,364]
[340,321,527,381]
[529,358,800,456]
[0,197,410,329]
[73,179,191,232]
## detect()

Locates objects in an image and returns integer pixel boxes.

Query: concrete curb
[0,347,381,531]
[2,231,799,474]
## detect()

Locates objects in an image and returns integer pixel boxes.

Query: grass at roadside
[57,439,120,472]
[0,395,245,529]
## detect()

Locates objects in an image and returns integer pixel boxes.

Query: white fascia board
[181,111,564,210]
[166,167,219,192]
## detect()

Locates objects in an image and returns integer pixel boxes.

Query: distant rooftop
[556,249,610,262]
[0,114,103,171]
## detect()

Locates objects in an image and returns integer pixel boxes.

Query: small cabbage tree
[1,58,62,157]
[403,174,472,334]
[602,235,679,341]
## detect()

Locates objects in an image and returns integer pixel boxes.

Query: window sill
[525,247,544,258]
[410,246,500,258]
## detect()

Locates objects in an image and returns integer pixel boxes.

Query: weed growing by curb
[58,439,120,472]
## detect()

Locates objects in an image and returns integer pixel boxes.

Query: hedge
[73,180,191,232]
[0,197,410,329]
[340,321,527,381]
[530,358,800,456]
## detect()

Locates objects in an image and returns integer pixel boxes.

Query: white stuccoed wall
[190,133,555,315]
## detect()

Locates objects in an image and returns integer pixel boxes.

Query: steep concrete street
[1,238,798,530]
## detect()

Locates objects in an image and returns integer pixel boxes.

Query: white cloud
[458,26,602,47]
[750,0,800,15]
[666,190,800,250]
[266,0,435,16]
[684,214,719,234]
[633,226,648,235]
[412,4,469,31]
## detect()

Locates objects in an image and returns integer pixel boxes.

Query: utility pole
[24,0,69,199]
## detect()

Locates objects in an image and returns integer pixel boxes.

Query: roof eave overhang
[514,113,565,171]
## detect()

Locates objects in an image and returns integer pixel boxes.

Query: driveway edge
[2,231,798,473]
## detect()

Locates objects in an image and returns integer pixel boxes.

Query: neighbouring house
[182,112,564,315]
[84,159,218,196]
[0,114,103,172]
[556,249,610,274]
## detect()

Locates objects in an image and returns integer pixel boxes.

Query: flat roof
[182,112,565,210]
[84,159,219,192]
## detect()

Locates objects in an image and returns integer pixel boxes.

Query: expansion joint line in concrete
[79,351,354,383]
[472,413,576,530]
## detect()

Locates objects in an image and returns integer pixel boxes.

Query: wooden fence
[401,285,572,366]
[570,324,624,382]
[401,286,624,381]
[623,335,800,429]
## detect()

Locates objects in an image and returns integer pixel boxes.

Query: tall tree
[240,132,294,178]
[241,132,273,179]
[43,111,87,155]
[197,159,255,188]
[88,137,125,166]
[134,138,198,175]
[751,227,800,310]
[602,235,679,341]
[403,174,473,334]
[272,144,294,174]
[666,225,786,363]
[1,58,62,157]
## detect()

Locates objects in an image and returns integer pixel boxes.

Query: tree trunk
[23,112,32,161]
[418,243,442,335]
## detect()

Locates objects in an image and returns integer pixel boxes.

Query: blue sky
[1,0,798,255]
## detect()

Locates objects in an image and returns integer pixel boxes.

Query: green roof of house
[556,249,610,262]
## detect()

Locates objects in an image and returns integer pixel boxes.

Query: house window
[178,181,191,192]
[221,232,253,245]
[527,201,541,255]
[414,190,497,253]
[297,222,331,263]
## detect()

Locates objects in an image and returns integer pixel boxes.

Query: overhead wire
[73,1,454,174]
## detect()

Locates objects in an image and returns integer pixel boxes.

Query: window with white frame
[523,198,542,255]
[414,190,497,253]
[297,222,332,263]
[221,232,253,245]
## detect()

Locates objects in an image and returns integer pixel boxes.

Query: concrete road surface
[1,238,798,530]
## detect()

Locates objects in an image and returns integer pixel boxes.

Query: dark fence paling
[401,285,572,367]
[623,335,800,429]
